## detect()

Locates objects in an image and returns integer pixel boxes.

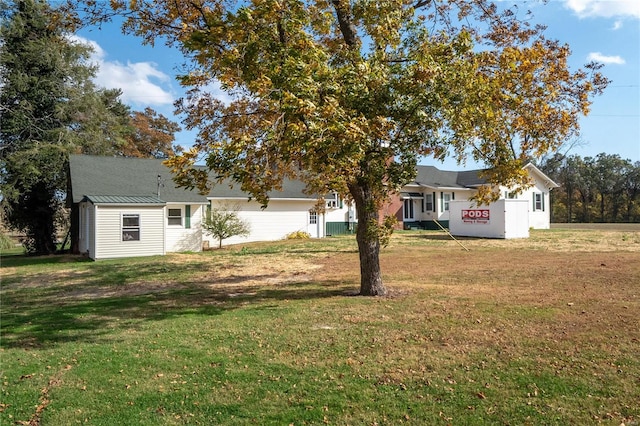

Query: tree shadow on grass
[1,277,353,350]
[0,252,92,268]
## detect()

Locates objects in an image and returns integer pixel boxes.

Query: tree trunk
[350,182,387,296]
[18,182,58,255]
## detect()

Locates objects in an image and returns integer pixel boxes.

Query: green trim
[326,222,356,235]
[185,205,191,229]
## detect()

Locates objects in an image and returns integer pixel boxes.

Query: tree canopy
[64,0,608,295]
[117,107,182,159]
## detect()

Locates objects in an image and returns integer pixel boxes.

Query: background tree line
[540,153,640,223]
[0,0,180,254]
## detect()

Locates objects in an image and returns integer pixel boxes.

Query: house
[67,155,327,259]
[68,155,558,259]
[382,163,559,231]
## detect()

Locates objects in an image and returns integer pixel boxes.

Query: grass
[1,229,639,425]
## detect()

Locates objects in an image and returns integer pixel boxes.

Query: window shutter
[451,192,455,200]
[533,193,536,210]
[542,193,545,212]
[185,205,191,228]
[433,192,436,212]
[440,192,444,212]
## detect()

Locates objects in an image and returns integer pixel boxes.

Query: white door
[308,210,319,238]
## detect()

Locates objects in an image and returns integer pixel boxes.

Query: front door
[403,199,415,222]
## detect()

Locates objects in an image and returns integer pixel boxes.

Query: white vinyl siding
[94,206,165,259]
[165,204,204,252]
[206,199,320,247]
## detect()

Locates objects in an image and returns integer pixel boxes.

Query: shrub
[285,230,311,240]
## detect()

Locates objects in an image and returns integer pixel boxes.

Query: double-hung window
[168,208,182,226]
[309,210,318,225]
[533,193,544,211]
[122,214,140,241]
[425,194,433,212]
[443,193,451,211]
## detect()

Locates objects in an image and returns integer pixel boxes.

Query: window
[506,191,518,199]
[309,210,318,225]
[443,193,451,211]
[168,208,182,226]
[533,193,544,211]
[425,194,433,212]
[122,214,140,241]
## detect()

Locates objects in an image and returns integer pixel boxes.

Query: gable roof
[523,163,560,189]
[68,155,319,204]
[412,165,487,190]
[69,155,208,204]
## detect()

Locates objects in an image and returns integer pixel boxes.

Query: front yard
[1,229,639,425]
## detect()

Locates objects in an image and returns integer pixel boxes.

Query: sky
[75,0,640,170]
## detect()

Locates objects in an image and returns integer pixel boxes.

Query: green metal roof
[83,195,166,205]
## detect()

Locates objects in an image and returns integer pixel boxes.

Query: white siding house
[389,163,559,232]
[68,155,560,259]
[69,156,208,260]
[76,196,167,260]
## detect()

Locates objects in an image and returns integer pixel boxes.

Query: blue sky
[75,0,639,170]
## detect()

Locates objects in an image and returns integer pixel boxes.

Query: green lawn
[1,231,639,425]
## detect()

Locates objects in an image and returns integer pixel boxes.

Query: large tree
[67,0,607,295]
[0,0,131,254]
[117,107,182,159]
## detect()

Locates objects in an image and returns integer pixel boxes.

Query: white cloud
[68,35,174,107]
[587,51,626,64]
[563,0,640,19]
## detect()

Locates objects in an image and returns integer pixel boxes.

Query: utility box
[449,199,529,239]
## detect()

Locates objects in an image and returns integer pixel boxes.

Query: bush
[285,231,311,240]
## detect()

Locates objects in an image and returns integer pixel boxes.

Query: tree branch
[331,0,359,48]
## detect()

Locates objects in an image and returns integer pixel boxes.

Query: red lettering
[462,210,490,220]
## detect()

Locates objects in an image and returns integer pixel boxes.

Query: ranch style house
[68,155,558,260]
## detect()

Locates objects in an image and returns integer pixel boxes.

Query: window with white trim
[425,193,433,212]
[326,194,341,209]
[443,193,451,211]
[309,210,318,225]
[533,192,544,211]
[168,208,182,226]
[122,214,140,241]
